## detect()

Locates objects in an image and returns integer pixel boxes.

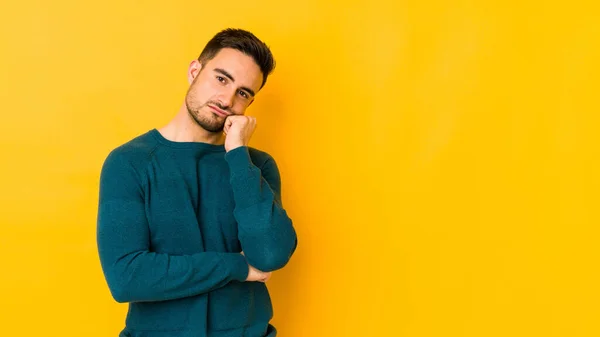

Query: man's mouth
[209,105,229,117]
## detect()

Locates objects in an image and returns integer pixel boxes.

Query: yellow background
[1,1,599,336]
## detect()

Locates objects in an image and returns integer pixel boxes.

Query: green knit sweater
[97,129,297,337]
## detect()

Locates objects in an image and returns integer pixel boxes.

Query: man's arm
[97,150,249,303]
[225,146,298,272]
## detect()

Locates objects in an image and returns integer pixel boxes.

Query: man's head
[185,28,275,133]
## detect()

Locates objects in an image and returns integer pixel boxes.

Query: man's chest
[143,163,239,254]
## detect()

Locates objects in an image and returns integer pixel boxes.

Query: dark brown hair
[198,28,276,89]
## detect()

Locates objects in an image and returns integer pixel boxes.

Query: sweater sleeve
[97,150,249,303]
[224,146,298,272]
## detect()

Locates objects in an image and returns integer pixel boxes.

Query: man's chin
[198,122,224,133]
[189,110,225,133]
[199,120,225,133]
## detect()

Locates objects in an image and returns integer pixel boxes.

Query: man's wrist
[226,145,242,152]
[225,142,246,152]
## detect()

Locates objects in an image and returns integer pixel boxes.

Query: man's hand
[224,115,256,152]
[241,251,272,283]
[246,265,272,283]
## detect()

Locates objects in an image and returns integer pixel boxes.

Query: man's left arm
[225,146,298,272]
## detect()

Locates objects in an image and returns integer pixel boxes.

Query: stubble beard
[185,94,226,133]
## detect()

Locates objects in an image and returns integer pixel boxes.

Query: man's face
[185,48,264,133]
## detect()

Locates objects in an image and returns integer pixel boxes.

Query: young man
[97,28,298,337]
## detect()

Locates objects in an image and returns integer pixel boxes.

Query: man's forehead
[207,49,263,89]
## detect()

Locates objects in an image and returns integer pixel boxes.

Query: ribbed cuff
[224,146,252,172]
[224,146,262,209]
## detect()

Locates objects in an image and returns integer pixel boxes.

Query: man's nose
[219,88,236,108]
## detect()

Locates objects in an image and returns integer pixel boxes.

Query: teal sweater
[97,129,297,337]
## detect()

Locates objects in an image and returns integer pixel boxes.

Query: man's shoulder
[103,130,160,169]
[247,146,276,168]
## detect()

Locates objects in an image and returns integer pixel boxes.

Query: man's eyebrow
[240,86,255,97]
[214,68,234,82]
[214,68,256,97]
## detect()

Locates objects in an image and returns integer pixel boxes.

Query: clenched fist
[223,115,256,152]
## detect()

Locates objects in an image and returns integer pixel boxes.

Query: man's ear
[188,60,202,84]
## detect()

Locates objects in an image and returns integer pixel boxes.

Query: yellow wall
[1,1,599,336]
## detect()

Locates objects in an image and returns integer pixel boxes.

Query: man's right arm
[96,150,249,303]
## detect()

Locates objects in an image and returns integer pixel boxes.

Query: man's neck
[158,104,225,145]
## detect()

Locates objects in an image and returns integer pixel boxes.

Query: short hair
[198,28,276,89]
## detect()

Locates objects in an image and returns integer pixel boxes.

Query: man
[97,28,298,337]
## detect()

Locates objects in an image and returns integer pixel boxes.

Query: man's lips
[209,105,230,117]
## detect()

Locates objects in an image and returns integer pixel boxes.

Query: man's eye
[217,76,226,83]
[239,91,248,99]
